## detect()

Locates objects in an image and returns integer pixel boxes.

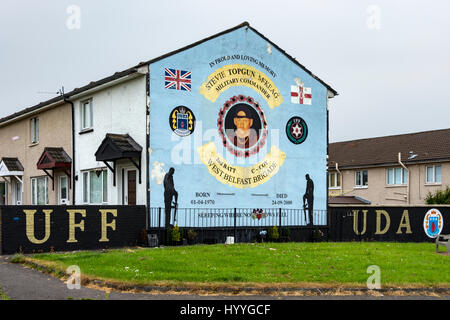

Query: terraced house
[1,21,338,222]
[0,64,150,207]
[0,98,73,205]
[328,129,450,205]
[70,65,148,206]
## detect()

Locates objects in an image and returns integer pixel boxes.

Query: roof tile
[329,128,450,169]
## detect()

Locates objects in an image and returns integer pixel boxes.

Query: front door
[14,180,22,205]
[59,175,69,204]
[126,170,137,205]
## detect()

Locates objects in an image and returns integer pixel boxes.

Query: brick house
[0,98,73,205]
[328,129,450,205]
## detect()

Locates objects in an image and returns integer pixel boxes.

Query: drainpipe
[64,97,75,205]
[398,152,409,204]
[335,163,342,195]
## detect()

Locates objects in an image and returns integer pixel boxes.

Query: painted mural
[149,26,329,227]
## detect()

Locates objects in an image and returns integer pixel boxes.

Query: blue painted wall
[149,26,329,226]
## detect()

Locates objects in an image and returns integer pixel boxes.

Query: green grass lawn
[29,242,450,287]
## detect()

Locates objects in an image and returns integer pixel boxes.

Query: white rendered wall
[73,75,147,205]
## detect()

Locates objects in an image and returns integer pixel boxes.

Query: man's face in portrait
[233,110,253,139]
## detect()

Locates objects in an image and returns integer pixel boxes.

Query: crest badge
[170,106,195,137]
[423,208,444,238]
[286,116,308,144]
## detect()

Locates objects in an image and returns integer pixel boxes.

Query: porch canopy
[36,147,72,190]
[95,133,143,186]
[0,157,24,183]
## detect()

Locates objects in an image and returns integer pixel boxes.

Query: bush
[166,227,173,243]
[187,229,198,241]
[425,186,450,204]
[312,228,324,241]
[281,228,291,238]
[268,225,279,240]
[171,225,181,242]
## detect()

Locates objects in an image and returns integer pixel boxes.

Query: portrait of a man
[225,103,260,150]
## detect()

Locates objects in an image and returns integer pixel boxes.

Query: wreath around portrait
[217,95,268,158]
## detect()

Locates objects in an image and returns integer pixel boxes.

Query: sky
[0,0,449,143]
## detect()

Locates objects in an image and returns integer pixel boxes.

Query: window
[0,182,7,205]
[30,117,39,143]
[328,172,341,188]
[355,170,368,187]
[82,169,108,204]
[31,177,48,205]
[80,99,93,130]
[426,165,442,184]
[386,167,408,185]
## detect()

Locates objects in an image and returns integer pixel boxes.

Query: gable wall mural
[149,26,330,227]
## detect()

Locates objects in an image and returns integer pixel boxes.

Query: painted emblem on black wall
[423,208,444,238]
[286,116,308,144]
[170,106,195,137]
[217,95,268,158]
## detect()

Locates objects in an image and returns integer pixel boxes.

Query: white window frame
[355,170,368,188]
[386,167,408,186]
[30,117,39,144]
[328,172,341,189]
[80,99,93,131]
[426,165,442,184]
[82,169,108,204]
[31,176,49,205]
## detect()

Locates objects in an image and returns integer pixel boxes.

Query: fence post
[279,208,282,229]
[234,208,237,241]
[158,207,161,228]
[158,207,162,245]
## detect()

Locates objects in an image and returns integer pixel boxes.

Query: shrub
[425,186,450,204]
[312,228,324,240]
[166,227,173,243]
[268,225,279,240]
[281,228,291,238]
[171,225,181,242]
[187,229,198,241]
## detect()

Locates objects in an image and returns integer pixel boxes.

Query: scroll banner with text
[199,64,283,109]
[197,142,286,189]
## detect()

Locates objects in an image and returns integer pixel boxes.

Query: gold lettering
[199,64,283,108]
[396,210,412,234]
[197,142,285,189]
[375,210,391,235]
[352,210,367,235]
[67,209,86,243]
[99,209,117,242]
[24,210,53,244]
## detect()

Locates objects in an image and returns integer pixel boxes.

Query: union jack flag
[164,68,191,91]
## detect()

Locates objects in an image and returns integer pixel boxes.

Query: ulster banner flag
[290,85,312,105]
